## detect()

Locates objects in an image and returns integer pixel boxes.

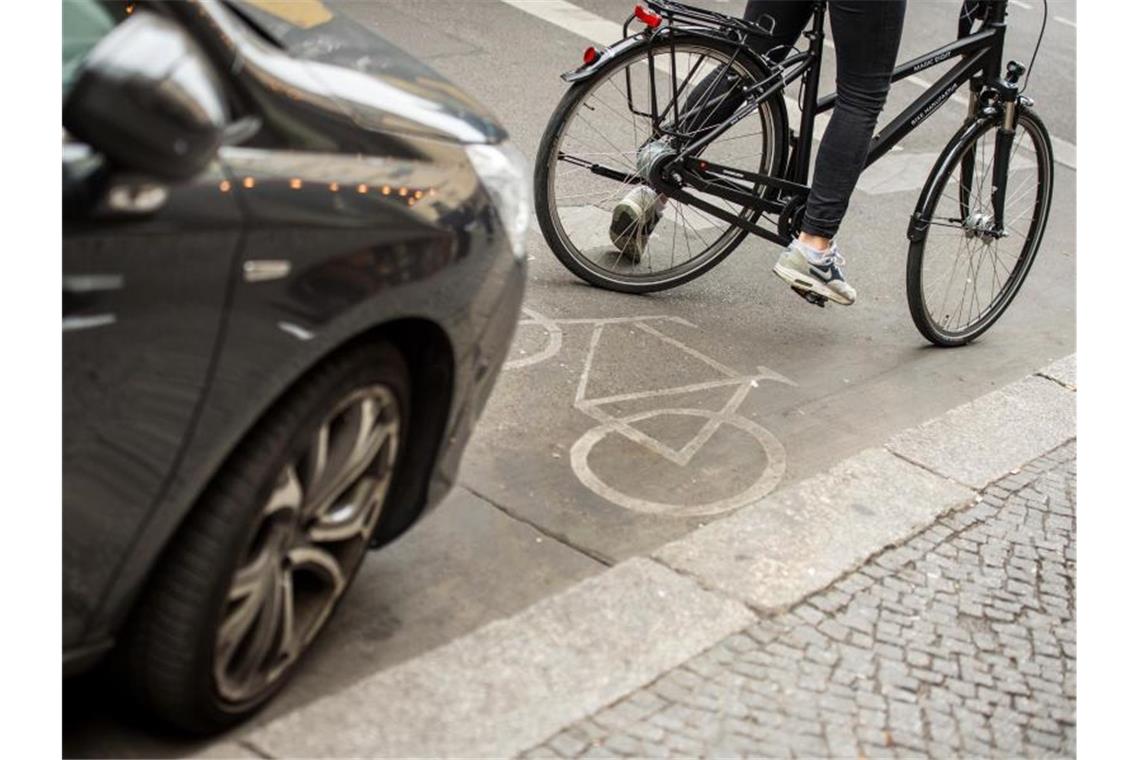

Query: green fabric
[62,0,116,99]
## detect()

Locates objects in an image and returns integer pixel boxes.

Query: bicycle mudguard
[560,26,741,83]
[907,111,999,243]
[561,34,647,83]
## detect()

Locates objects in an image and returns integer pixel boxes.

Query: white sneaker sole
[772,262,855,306]
[609,204,647,263]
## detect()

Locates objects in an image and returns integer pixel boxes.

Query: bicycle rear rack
[631,0,777,41]
[615,1,783,133]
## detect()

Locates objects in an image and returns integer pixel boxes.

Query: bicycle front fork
[989,60,1028,232]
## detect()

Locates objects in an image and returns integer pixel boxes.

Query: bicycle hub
[964,212,999,244]
[637,139,679,188]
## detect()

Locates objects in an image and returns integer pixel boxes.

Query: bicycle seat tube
[791,2,828,184]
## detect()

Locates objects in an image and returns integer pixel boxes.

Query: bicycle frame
[629,0,1015,245]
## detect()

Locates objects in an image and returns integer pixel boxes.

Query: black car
[63,0,526,732]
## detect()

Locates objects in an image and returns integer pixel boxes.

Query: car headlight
[465,141,531,262]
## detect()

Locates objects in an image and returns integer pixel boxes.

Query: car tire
[117,341,410,734]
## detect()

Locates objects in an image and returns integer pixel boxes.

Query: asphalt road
[63,1,1076,756]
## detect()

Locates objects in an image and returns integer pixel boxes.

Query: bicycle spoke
[543,39,781,288]
[916,115,1048,340]
[571,114,640,173]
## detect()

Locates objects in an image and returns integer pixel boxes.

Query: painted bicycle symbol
[505,308,795,518]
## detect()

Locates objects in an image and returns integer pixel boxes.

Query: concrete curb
[238,559,754,759]
[209,355,1076,759]
[653,449,974,613]
[886,374,1076,490]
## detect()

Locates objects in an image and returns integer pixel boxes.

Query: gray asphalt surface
[63,1,1076,756]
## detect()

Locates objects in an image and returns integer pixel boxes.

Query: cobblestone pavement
[523,441,1076,759]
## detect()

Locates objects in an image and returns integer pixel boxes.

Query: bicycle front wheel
[907,106,1054,346]
[535,35,788,294]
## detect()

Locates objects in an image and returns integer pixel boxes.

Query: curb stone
[886,374,1075,489]
[206,355,1076,758]
[236,559,753,759]
[1038,353,1076,388]
[653,448,974,612]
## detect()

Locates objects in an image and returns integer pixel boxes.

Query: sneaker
[772,239,857,306]
[609,186,665,263]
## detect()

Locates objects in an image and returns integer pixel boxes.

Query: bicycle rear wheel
[535,35,788,294]
[906,106,1054,346]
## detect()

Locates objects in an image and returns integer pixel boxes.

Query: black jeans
[685,0,906,239]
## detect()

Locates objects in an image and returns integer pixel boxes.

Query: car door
[62,0,244,650]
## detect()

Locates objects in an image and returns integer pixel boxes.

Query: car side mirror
[62,11,229,182]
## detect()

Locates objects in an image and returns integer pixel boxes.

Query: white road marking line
[1055,16,1076,29]
[495,0,1075,170]
[497,0,628,50]
[635,321,740,379]
[509,308,795,515]
[1010,0,1033,10]
[532,315,697,327]
[505,307,563,369]
[570,407,787,517]
[574,320,605,406]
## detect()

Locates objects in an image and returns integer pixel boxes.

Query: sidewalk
[206,355,1076,759]
[524,442,1075,759]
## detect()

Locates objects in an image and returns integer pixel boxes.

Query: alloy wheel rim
[213,385,400,704]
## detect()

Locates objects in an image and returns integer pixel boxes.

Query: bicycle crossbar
[816,27,998,114]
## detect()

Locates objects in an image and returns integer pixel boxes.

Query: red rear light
[583,46,599,64]
[634,4,662,28]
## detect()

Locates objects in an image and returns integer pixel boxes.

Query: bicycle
[534,0,1054,347]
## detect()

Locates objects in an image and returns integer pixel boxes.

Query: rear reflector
[583,46,599,64]
[634,5,662,28]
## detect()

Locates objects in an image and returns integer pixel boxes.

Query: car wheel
[119,341,409,734]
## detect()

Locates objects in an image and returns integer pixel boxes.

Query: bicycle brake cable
[1021,0,1048,92]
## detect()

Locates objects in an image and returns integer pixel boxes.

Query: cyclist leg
[610,1,812,258]
[802,0,906,240]
[677,1,813,138]
[776,0,906,305]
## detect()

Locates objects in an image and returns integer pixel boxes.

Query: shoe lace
[822,245,846,270]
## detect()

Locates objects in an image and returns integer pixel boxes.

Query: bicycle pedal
[791,286,827,308]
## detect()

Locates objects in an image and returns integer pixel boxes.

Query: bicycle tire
[906,106,1054,347]
[535,34,789,294]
